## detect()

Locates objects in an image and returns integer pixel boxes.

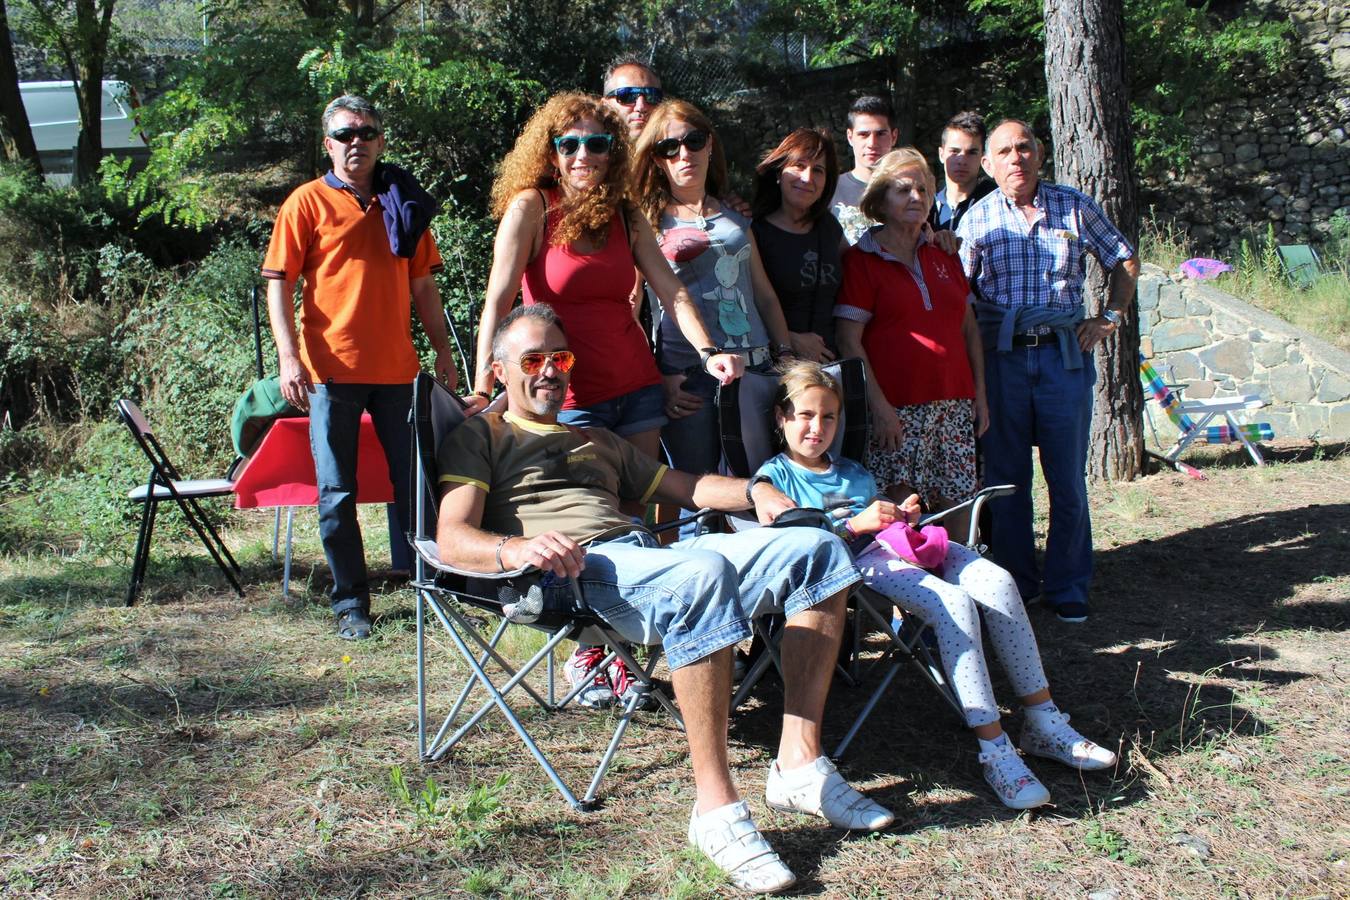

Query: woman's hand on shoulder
[927,225,963,256]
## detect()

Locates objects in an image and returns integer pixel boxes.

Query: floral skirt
[866,398,977,509]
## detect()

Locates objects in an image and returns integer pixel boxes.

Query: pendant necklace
[678,195,709,231]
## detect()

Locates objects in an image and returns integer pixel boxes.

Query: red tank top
[522,196,660,409]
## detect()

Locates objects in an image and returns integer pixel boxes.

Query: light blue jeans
[308,381,413,615]
[544,526,861,670]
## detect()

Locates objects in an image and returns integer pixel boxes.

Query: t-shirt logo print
[660,226,712,263]
[704,242,753,348]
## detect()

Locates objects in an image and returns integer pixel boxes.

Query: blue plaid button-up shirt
[956,181,1134,315]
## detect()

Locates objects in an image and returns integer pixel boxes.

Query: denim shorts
[558,382,667,437]
[544,526,861,670]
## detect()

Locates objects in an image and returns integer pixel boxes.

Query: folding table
[231,414,394,595]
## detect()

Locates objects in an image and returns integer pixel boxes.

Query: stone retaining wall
[1137,263,1350,440]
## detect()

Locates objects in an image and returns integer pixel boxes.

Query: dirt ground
[1,441,1347,898]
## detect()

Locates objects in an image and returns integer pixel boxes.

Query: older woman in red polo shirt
[834,147,987,534]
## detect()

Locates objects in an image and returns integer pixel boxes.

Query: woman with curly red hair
[466,91,743,459]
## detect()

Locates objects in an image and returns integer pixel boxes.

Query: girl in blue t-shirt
[756,361,1117,809]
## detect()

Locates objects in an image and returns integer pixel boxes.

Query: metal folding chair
[408,372,683,811]
[117,398,243,605]
[715,360,1014,758]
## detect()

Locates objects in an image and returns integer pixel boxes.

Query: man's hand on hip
[1075,315,1118,352]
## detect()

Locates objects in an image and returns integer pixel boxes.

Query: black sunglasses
[653,130,710,159]
[327,125,382,143]
[605,86,664,107]
[553,133,614,157]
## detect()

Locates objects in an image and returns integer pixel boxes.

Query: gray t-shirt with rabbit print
[650,206,770,373]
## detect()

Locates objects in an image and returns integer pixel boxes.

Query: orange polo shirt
[262,173,444,384]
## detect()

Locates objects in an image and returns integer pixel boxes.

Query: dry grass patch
[1,448,1347,896]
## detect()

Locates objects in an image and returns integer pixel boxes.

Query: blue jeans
[308,382,414,614]
[659,368,723,538]
[557,383,667,437]
[544,526,860,669]
[982,346,1096,608]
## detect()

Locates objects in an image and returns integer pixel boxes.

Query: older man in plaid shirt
[956,119,1140,624]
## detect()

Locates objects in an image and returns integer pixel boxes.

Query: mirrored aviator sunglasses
[327,125,382,143]
[653,130,709,159]
[552,133,614,157]
[515,351,576,375]
[606,86,664,107]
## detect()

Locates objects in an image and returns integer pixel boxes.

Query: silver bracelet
[494,535,512,573]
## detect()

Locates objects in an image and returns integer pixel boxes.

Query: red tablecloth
[232,415,395,509]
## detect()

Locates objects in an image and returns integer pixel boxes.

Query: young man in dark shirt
[930,111,996,232]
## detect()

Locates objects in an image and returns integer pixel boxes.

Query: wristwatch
[745,474,772,504]
[699,347,720,371]
[1101,308,1123,327]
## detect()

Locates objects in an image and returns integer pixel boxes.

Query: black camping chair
[407,372,686,811]
[715,359,1013,758]
[117,398,243,605]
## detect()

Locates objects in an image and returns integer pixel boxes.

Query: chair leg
[126,499,157,606]
[1228,413,1266,465]
[173,494,244,598]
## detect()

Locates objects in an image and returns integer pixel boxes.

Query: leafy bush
[119,237,268,476]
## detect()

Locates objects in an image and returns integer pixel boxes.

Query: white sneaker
[563,646,614,709]
[765,756,895,830]
[1020,710,1117,771]
[688,801,796,894]
[980,743,1051,810]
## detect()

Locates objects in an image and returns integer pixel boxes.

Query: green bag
[230,376,302,457]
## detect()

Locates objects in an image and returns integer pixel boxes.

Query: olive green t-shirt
[437,411,668,543]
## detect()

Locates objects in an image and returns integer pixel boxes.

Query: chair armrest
[920,485,1016,547]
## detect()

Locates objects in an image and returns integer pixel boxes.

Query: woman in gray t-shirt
[631,100,794,514]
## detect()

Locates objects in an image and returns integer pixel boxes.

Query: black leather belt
[1011,332,1055,347]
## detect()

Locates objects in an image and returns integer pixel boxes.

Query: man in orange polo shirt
[262,95,456,639]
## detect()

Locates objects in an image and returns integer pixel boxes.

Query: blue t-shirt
[755,453,879,537]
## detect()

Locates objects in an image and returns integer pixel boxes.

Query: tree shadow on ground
[732,501,1349,832]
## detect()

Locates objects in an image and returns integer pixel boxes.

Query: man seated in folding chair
[755,361,1118,810]
[436,305,890,893]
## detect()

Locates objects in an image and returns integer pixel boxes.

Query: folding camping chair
[408,372,683,811]
[117,398,244,605]
[1139,354,1273,469]
[715,360,1013,759]
[1275,244,1323,290]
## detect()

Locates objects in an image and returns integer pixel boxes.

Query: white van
[19,80,146,152]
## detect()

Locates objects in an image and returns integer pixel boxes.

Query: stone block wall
[710,0,1349,258]
[1137,263,1350,440]
[1141,1,1350,253]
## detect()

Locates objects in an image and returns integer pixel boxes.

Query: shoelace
[609,658,636,697]
[573,646,609,686]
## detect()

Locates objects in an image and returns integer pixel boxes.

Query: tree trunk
[70,0,116,185]
[1044,0,1143,482]
[0,0,42,174]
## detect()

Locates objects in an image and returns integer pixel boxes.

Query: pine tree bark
[0,0,41,174]
[1044,0,1143,481]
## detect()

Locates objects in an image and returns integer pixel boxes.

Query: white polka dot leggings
[855,541,1049,729]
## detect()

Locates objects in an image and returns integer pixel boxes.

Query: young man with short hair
[931,111,995,232]
[830,95,898,244]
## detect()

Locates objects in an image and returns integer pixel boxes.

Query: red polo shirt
[835,232,975,407]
